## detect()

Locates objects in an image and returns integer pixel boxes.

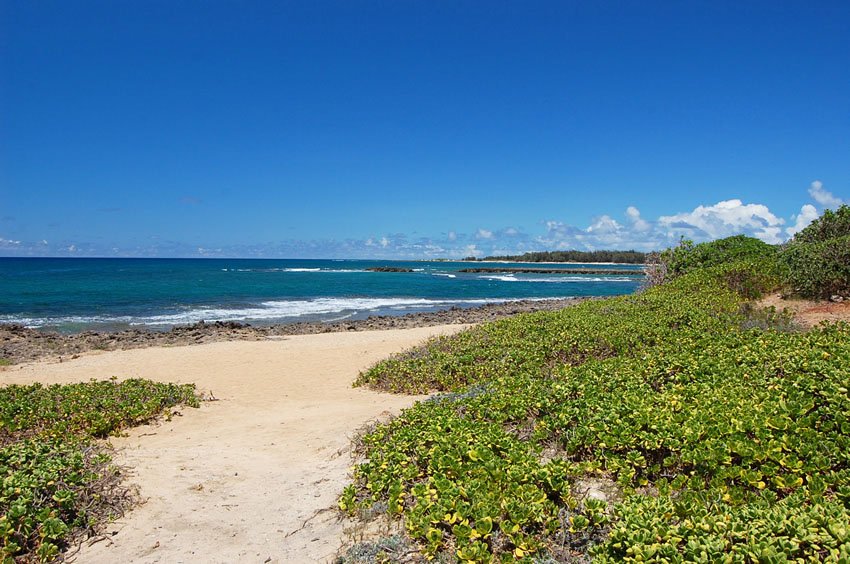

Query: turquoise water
[0,258,643,332]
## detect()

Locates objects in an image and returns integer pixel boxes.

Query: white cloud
[586,215,622,234]
[463,244,482,258]
[658,199,785,244]
[2,183,839,259]
[808,180,845,209]
[534,195,822,253]
[535,220,584,250]
[786,204,819,237]
[581,215,631,250]
[626,206,651,232]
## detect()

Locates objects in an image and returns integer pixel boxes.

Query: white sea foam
[229,267,365,273]
[0,314,138,329]
[27,298,562,328]
[134,297,520,325]
[525,276,635,283]
[479,275,633,283]
[480,275,519,282]
[322,312,355,323]
[431,273,457,278]
[1,297,570,329]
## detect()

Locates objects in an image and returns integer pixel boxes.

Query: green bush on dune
[0,379,199,562]
[660,234,779,279]
[780,205,850,299]
[787,205,850,245]
[345,228,850,562]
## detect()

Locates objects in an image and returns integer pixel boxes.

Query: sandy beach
[2,325,469,563]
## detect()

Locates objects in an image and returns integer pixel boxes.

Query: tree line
[466,250,646,264]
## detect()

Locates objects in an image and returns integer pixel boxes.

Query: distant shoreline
[457,267,645,275]
[454,260,643,266]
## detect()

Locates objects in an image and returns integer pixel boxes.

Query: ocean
[0,258,644,333]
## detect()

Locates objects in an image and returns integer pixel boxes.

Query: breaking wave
[0,297,570,329]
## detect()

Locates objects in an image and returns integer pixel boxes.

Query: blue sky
[1,1,848,258]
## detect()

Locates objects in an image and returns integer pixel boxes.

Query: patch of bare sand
[757,293,850,329]
[3,325,469,563]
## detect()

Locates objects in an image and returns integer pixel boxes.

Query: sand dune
[3,325,467,563]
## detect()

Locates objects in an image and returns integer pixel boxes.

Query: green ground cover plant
[0,378,199,562]
[346,235,850,562]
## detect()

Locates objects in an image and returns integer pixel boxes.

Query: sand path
[3,325,467,563]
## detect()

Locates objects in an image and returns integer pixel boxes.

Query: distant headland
[463,250,646,264]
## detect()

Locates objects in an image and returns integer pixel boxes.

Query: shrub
[781,205,850,299]
[781,234,850,299]
[642,235,781,293]
[789,205,850,245]
[662,235,778,279]
[713,258,784,300]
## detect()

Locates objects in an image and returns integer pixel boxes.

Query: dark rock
[365,267,415,273]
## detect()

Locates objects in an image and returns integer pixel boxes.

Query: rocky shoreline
[0,298,590,365]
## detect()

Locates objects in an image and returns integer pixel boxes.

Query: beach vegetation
[642,235,779,294]
[0,378,199,561]
[346,228,850,561]
[336,534,417,563]
[787,204,850,245]
[780,204,850,299]
[657,234,778,280]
